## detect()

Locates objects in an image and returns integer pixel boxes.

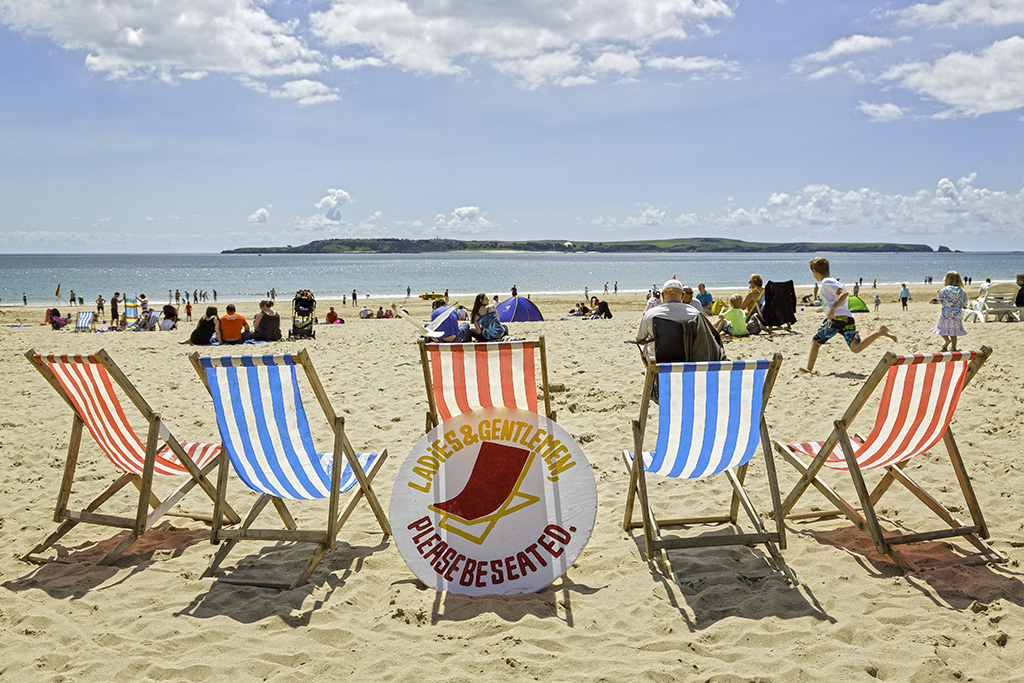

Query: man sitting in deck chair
[634,279,726,377]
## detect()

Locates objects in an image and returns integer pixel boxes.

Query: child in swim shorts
[802,257,897,373]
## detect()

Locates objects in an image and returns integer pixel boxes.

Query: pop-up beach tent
[496,296,544,323]
[847,295,869,313]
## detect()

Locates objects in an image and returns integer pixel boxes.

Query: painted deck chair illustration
[75,311,96,332]
[418,337,554,431]
[123,297,138,327]
[190,350,391,589]
[23,349,237,565]
[429,440,540,545]
[775,347,1004,571]
[623,353,791,582]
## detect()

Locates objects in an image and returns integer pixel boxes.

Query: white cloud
[897,0,1024,27]
[858,101,907,121]
[315,188,352,221]
[432,206,497,234]
[269,79,340,106]
[587,174,1024,242]
[0,0,326,89]
[793,34,895,74]
[248,206,270,223]
[882,36,1024,116]
[310,0,735,87]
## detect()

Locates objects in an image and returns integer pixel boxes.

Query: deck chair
[419,337,554,431]
[623,353,791,583]
[429,440,540,544]
[190,350,391,589]
[775,347,1004,571]
[23,349,237,565]
[123,298,138,327]
[74,311,96,332]
[963,283,1021,323]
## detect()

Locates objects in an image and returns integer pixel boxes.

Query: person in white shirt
[635,279,701,361]
[359,305,372,318]
[803,257,897,373]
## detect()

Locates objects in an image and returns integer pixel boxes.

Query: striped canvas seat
[23,349,234,566]
[191,351,391,589]
[623,354,790,583]
[74,311,95,332]
[784,352,974,472]
[776,348,1003,571]
[419,338,553,430]
[634,360,772,480]
[197,354,376,500]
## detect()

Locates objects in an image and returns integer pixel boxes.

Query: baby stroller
[289,289,316,340]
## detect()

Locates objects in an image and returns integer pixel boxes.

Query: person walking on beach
[23,293,27,305]
[96,294,105,316]
[511,284,517,297]
[801,257,897,374]
[352,289,357,306]
[69,289,76,306]
[614,282,618,294]
[933,271,968,352]
[899,284,911,310]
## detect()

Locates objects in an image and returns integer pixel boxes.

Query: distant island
[223,237,936,254]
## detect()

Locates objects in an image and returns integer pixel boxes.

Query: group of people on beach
[635,258,900,373]
[179,300,282,345]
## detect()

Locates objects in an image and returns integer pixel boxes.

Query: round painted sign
[390,407,597,595]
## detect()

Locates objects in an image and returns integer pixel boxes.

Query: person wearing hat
[635,278,702,360]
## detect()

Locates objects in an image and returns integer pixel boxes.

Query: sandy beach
[1,282,1021,681]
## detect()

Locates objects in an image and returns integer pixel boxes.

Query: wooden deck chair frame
[418,336,555,432]
[190,350,391,589]
[775,347,1004,571]
[74,311,96,333]
[623,353,792,583]
[23,348,238,565]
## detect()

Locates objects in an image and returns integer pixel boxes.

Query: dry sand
[1,283,1022,681]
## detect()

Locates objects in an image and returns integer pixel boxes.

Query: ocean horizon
[2,251,1020,306]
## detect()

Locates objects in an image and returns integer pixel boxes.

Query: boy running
[802,257,896,373]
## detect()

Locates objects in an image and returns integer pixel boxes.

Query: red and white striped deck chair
[23,348,238,565]
[776,347,1004,571]
[418,337,554,431]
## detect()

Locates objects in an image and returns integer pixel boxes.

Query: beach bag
[746,313,763,336]
[478,311,507,341]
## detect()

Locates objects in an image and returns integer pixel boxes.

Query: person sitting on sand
[694,283,712,313]
[469,293,507,341]
[740,275,764,322]
[252,300,282,341]
[219,304,250,344]
[325,306,339,324]
[159,304,177,331]
[180,306,219,345]
[802,257,897,373]
[713,294,748,337]
[376,306,385,318]
[359,305,371,318]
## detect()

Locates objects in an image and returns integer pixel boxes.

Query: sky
[1,0,1023,253]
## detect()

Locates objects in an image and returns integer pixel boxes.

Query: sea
[1,251,1021,306]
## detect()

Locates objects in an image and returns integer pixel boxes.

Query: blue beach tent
[496,296,544,323]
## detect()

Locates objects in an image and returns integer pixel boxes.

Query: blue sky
[1,0,1023,253]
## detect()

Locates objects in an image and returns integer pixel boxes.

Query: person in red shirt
[325,306,339,324]
[219,304,250,344]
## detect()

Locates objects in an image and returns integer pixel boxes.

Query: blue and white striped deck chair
[189,350,391,589]
[623,353,792,583]
[75,310,95,332]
